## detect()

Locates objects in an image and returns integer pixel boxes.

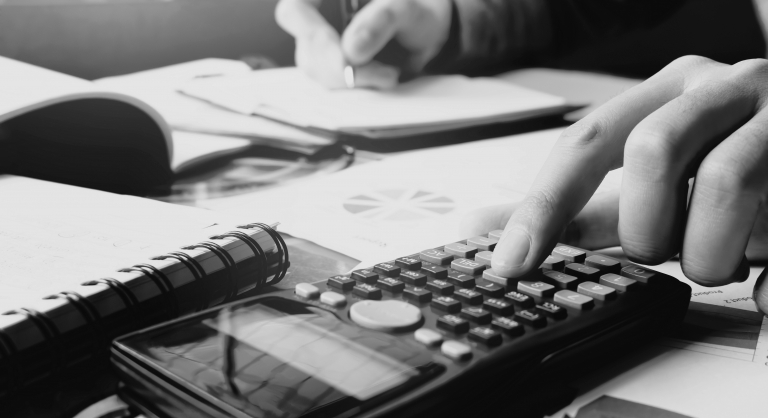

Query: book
[0,176,289,399]
[179,67,573,140]
[0,57,330,196]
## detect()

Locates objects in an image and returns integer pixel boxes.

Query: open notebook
[0,176,288,398]
[180,67,571,139]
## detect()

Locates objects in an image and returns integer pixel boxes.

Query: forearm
[427,0,686,74]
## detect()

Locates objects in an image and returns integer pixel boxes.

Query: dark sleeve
[425,0,687,75]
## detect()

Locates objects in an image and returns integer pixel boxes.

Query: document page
[180,67,568,134]
[0,176,224,310]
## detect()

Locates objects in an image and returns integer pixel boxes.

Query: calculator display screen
[123,297,440,418]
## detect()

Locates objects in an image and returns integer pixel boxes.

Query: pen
[341,0,362,89]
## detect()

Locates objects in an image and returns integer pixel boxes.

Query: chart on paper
[342,189,456,222]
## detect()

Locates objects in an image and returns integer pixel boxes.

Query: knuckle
[731,58,768,79]
[624,120,682,182]
[697,155,760,198]
[666,55,715,72]
[558,120,603,150]
[521,190,559,220]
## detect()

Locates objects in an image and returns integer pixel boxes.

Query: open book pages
[179,67,569,138]
[96,59,333,153]
[0,175,273,312]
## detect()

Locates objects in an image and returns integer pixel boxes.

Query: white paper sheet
[0,176,225,310]
[96,60,332,149]
[180,67,567,133]
[202,128,621,265]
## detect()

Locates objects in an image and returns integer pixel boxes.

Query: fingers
[620,79,756,265]
[353,61,401,89]
[680,109,768,286]
[342,0,410,65]
[753,267,768,315]
[277,0,348,88]
[491,63,688,277]
[461,190,620,252]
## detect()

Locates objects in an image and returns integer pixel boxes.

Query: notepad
[180,67,570,139]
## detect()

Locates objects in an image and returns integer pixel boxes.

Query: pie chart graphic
[343,189,456,221]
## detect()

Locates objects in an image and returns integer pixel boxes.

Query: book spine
[0,223,289,398]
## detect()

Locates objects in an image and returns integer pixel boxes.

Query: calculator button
[374,262,401,277]
[460,307,492,325]
[350,300,422,332]
[320,291,347,307]
[578,281,616,301]
[396,256,422,271]
[451,258,485,275]
[444,243,478,259]
[400,270,427,286]
[482,269,512,287]
[504,291,535,309]
[491,317,524,336]
[517,281,556,298]
[420,249,454,265]
[377,277,405,293]
[295,283,320,299]
[554,290,594,310]
[353,284,383,300]
[564,263,601,281]
[454,288,483,305]
[414,328,443,347]
[540,255,565,271]
[488,230,504,240]
[475,251,493,266]
[542,270,579,290]
[600,273,638,292]
[427,280,454,295]
[469,327,503,347]
[441,340,472,361]
[621,266,657,284]
[437,315,470,334]
[327,275,356,291]
[552,246,586,263]
[467,236,499,251]
[585,255,621,274]
[447,270,476,288]
[476,282,505,298]
[514,310,547,328]
[422,264,448,280]
[404,287,432,303]
[352,269,379,284]
[483,298,514,316]
[431,296,462,313]
[537,302,567,320]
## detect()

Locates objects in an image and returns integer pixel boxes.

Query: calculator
[111,231,691,418]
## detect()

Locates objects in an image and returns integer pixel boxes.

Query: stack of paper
[180,67,570,139]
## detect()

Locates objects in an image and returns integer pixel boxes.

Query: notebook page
[179,67,567,132]
[0,176,225,311]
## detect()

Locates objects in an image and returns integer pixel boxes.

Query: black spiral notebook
[0,176,289,399]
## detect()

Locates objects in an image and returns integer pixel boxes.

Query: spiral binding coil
[0,223,286,394]
[182,241,237,302]
[238,223,290,286]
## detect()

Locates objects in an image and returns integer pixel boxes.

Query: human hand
[275,0,452,89]
[462,56,768,312]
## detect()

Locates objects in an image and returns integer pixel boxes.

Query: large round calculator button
[350,300,423,332]
[441,340,472,361]
[320,291,346,307]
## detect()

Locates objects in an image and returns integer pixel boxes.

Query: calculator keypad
[320,232,660,364]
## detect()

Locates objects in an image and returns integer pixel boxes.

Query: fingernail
[733,255,750,283]
[493,229,531,273]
